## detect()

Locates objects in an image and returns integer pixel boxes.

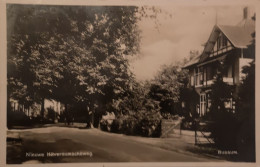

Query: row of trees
[7,5,144,127]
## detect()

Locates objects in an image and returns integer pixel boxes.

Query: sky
[130,5,255,81]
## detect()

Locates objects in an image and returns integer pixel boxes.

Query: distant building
[9,99,62,117]
[183,7,255,116]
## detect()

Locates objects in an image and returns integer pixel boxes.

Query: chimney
[243,7,248,19]
[236,7,254,27]
[243,7,250,19]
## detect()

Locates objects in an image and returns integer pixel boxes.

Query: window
[224,98,236,113]
[203,68,207,81]
[222,37,227,47]
[195,67,203,86]
[200,93,206,116]
[195,72,203,86]
[217,33,227,50]
[190,75,194,86]
[217,36,221,49]
[207,94,211,112]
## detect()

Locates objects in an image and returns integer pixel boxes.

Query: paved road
[7,127,219,163]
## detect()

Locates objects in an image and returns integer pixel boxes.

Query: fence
[161,118,182,138]
[194,120,214,145]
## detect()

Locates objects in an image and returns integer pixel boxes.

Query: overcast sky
[130,5,255,81]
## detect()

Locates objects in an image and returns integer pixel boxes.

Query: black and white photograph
[3,0,258,165]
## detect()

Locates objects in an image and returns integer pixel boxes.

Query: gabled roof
[218,24,255,48]
[184,18,255,67]
[183,16,255,69]
[199,23,254,63]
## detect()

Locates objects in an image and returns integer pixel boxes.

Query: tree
[207,59,255,160]
[180,87,199,123]
[7,5,56,118]
[102,80,162,137]
[149,64,189,117]
[234,15,256,161]
[63,6,141,126]
[235,60,255,161]
[206,57,238,149]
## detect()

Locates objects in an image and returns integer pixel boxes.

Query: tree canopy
[7,5,144,125]
[149,64,188,117]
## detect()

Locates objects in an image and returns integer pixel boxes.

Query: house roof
[218,24,255,48]
[184,19,255,68]
[183,54,200,68]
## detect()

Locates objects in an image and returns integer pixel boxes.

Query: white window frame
[200,93,206,116]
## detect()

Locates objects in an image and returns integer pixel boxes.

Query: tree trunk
[27,107,30,116]
[41,98,45,119]
[65,103,70,125]
[89,106,94,128]
[65,103,68,124]
[7,90,12,128]
[85,105,91,128]
[85,103,95,128]
[92,111,96,128]
[94,112,101,128]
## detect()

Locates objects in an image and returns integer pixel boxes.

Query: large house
[183,7,255,116]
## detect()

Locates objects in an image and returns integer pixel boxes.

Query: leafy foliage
[206,58,238,148]
[180,87,199,123]
[208,60,255,161]
[100,81,162,137]
[149,64,188,116]
[7,5,143,126]
[235,61,255,161]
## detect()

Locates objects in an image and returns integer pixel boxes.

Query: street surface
[7,126,222,163]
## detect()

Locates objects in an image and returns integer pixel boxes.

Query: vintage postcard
[0,0,259,166]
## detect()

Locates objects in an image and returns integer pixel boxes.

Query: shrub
[208,111,239,149]
[110,119,121,133]
[134,113,161,137]
[100,119,109,131]
[105,110,162,137]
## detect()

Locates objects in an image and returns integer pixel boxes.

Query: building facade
[9,98,62,117]
[183,8,255,116]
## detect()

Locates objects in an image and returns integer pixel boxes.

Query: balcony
[203,77,234,86]
[223,77,234,85]
[191,75,234,88]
